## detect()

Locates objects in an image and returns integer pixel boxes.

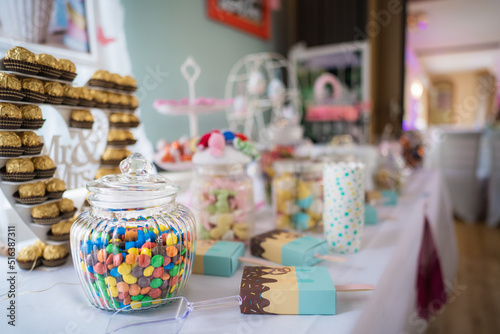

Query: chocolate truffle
[95,166,121,179]
[17,244,43,269]
[21,78,44,93]
[5,46,36,63]
[18,131,41,147]
[57,198,74,213]
[18,181,46,198]
[0,73,21,90]
[35,54,61,78]
[43,82,64,97]
[6,158,34,173]
[128,95,139,109]
[31,202,60,218]
[51,219,73,236]
[90,89,108,107]
[58,59,77,81]
[71,110,94,122]
[20,105,43,120]
[35,54,59,69]
[21,78,46,103]
[32,155,55,170]
[44,82,64,104]
[102,147,131,162]
[45,178,66,192]
[43,244,68,260]
[0,103,21,118]
[0,131,21,147]
[4,47,40,75]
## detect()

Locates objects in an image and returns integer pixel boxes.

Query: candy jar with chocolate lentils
[272,158,324,232]
[191,130,259,243]
[70,153,196,311]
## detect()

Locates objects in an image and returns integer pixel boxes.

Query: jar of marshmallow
[272,158,324,232]
[191,130,259,243]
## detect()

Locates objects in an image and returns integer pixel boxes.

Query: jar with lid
[272,158,324,232]
[70,153,196,311]
[191,131,257,243]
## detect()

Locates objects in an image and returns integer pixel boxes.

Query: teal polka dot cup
[323,162,365,254]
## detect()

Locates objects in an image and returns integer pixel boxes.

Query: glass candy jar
[70,153,196,311]
[272,158,324,232]
[191,147,254,243]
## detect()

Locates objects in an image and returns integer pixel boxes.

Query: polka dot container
[323,162,365,254]
[70,153,196,311]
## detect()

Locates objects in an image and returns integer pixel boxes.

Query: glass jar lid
[87,153,180,208]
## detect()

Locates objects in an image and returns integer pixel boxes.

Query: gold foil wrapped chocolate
[19,181,46,198]
[31,202,59,218]
[18,131,41,146]
[5,46,36,63]
[45,178,66,192]
[102,147,131,161]
[109,113,124,123]
[95,166,121,179]
[0,103,21,118]
[107,92,120,104]
[34,240,47,252]
[107,129,134,141]
[17,245,43,261]
[109,73,121,84]
[63,85,79,98]
[121,75,137,87]
[0,131,21,147]
[35,54,59,69]
[71,110,94,122]
[51,219,73,235]
[128,95,139,108]
[58,59,76,73]
[43,245,68,260]
[118,94,129,105]
[91,70,111,81]
[6,158,34,173]
[32,155,55,170]
[90,89,108,103]
[77,87,92,100]
[21,79,44,93]
[0,73,22,90]
[43,82,63,97]
[129,114,139,122]
[20,105,42,120]
[58,198,74,212]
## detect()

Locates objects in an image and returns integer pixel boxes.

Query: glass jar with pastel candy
[70,153,196,311]
[191,130,259,243]
[272,158,324,232]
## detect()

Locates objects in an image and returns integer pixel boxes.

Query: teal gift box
[193,240,245,277]
[381,190,398,206]
[364,204,378,225]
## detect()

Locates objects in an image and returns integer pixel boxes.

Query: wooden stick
[238,257,277,267]
[315,254,348,263]
[335,284,375,292]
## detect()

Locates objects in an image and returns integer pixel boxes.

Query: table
[0,169,457,334]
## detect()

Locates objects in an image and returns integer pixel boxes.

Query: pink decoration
[208,132,226,157]
[97,26,114,45]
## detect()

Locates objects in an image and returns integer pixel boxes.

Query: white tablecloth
[0,170,457,334]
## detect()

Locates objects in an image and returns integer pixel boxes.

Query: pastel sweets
[239,266,336,315]
[251,229,333,266]
[193,240,245,277]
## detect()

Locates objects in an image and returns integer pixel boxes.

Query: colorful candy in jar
[191,130,259,242]
[75,214,194,310]
[70,153,197,312]
[272,159,324,232]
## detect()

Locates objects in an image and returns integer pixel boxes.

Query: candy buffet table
[0,169,457,334]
